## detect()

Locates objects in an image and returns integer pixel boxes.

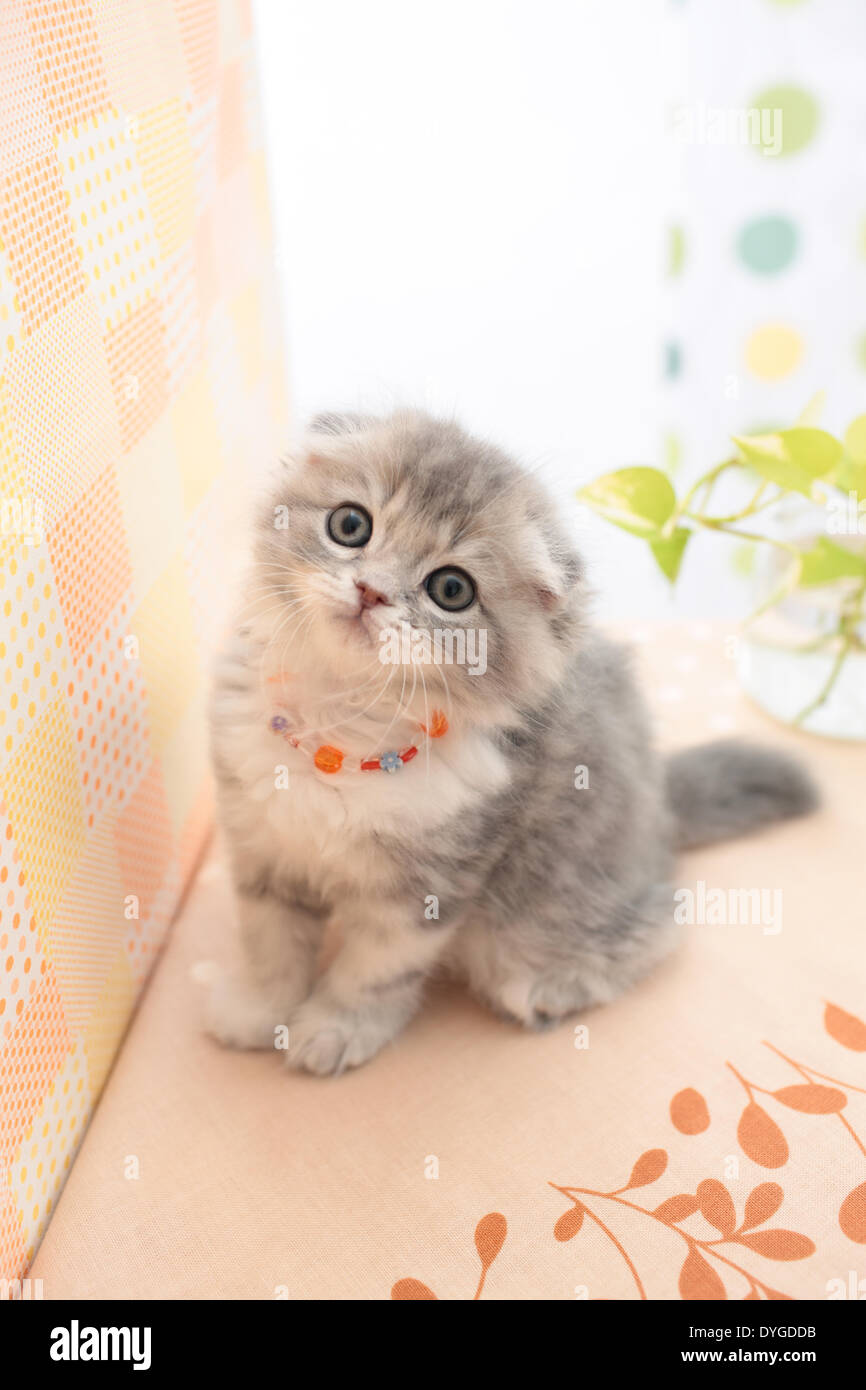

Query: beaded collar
[268,707,449,775]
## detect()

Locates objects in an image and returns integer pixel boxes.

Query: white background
[252,1,720,618]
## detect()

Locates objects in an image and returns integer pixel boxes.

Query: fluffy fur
[202,409,818,1075]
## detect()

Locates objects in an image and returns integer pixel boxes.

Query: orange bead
[314,744,344,774]
[426,710,448,739]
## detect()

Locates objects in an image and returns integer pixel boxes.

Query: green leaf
[844,415,866,464]
[832,456,866,501]
[831,417,866,500]
[577,467,676,538]
[650,526,690,582]
[799,536,866,587]
[732,428,843,497]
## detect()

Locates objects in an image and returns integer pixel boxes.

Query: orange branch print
[760,1036,866,1239]
[549,1184,648,1300]
[549,1172,803,1301]
[389,1004,866,1299]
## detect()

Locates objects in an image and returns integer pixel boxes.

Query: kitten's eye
[327,503,372,548]
[425,566,476,612]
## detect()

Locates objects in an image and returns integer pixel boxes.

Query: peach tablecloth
[30,623,866,1300]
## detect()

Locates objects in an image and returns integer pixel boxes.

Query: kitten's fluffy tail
[666,739,819,851]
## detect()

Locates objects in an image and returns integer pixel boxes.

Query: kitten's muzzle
[354,579,390,609]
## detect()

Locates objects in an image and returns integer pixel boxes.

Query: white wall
[253,0,686,617]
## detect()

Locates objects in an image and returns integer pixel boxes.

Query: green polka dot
[750,85,819,156]
[857,334,866,371]
[766,0,809,7]
[667,225,686,278]
[664,342,683,379]
[737,215,798,273]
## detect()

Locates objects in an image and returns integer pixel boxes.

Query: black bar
[7,1295,861,1375]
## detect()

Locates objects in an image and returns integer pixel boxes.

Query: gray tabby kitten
[203,409,816,1075]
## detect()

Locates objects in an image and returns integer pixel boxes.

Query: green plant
[577,397,866,724]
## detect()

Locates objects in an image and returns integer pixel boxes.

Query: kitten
[202,409,817,1075]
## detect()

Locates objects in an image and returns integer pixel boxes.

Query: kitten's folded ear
[307,411,369,437]
[526,525,583,611]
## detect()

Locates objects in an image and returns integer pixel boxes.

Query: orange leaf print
[742,1182,784,1232]
[654,1194,700,1223]
[474,1212,507,1268]
[391,1278,438,1300]
[679,1248,727,1300]
[737,1103,788,1168]
[772,1084,846,1114]
[554,1206,584,1242]
[744,1290,760,1301]
[765,1287,794,1300]
[824,1002,866,1052]
[696,1179,736,1237]
[670,1088,710,1135]
[625,1148,668,1189]
[839,1182,866,1244]
[738,1230,815,1261]
[391,1210,509,1301]
[473,1212,507,1298]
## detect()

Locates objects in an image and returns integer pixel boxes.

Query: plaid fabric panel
[0,0,288,1284]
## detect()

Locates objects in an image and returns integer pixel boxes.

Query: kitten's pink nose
[354,579,390,608]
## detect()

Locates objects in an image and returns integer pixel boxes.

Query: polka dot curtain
[0,0,288,1287]
[664,0,866,545]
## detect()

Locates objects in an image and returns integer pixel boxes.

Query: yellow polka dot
[745,323,803,381]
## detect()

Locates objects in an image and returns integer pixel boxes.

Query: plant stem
[697,485,784,527]
[794,636,850,724]
[668,457,740,532]
[686,518,802,556]
[794,575,866,723]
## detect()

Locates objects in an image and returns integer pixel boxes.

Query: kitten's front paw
[285,998,393,1076]
[478,969,591,1031]
[194,961,291,1052]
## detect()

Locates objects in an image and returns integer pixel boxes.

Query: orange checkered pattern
[0,0,288,1285]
